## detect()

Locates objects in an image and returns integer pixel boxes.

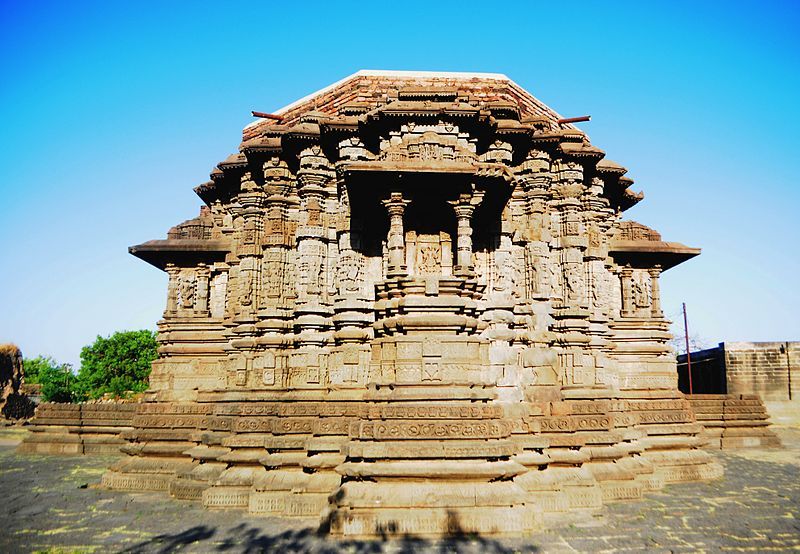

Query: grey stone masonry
[725,342,799,401]
[680,342,800,401]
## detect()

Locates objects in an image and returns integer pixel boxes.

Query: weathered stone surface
[0,344,35,420]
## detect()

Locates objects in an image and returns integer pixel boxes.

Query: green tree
[77,330,157,399]
[39,363,77,403]
[21,355,60,385]
[23,357,77,402]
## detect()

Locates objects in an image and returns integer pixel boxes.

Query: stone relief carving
[239,270,253,307]
[548,254,561,298]
[632,271,652,309]
[337,251,363,295]
[263,251,286,299]
[381,131,474,163]
[524,243,547,298]
[210,271,227,318]
[564,264,584,304]
[417,235,443,275]
[178,273,195,309]
[298,242,326,299]
[588,223,603,248]
[590,264,612,312]
[493,253,517,294]
[306,197,323,227]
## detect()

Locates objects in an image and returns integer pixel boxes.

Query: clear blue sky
[1,1,798,367]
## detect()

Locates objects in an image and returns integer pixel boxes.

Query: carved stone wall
[17,402,136,455]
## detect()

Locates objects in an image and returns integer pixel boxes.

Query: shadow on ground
[3,428,800,552]
[119,523,526,554]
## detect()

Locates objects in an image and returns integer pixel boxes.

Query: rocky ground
[0,426,798,553]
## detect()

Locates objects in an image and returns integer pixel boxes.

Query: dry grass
[0,343,22,357]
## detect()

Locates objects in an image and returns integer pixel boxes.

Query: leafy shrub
[40,366,77,402]
[77,330,157,399]
[24,358,78,402]
[21,355,61,385]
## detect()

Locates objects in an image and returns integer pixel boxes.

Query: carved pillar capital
[381,192,411,217]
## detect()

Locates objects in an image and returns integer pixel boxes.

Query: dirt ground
[0,425,798,553]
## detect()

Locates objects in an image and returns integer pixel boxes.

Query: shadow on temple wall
[119,522,534,553]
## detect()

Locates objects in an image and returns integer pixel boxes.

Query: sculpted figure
[493,254,517,294]
[417,238,442,275]
[240,271,253,307]
[524,246,542,296]
[242,224,256,245]
[264,256,283,297]
[529,262,539,296]
[306,254,324,295]
[633,275,651,308]
[179,275,195,309]
[337,252,362,294]
[564,264,582,302]
[588,224,602,248]
[591,269,610,309]
[549,257,560,297]
[306,198,322,227]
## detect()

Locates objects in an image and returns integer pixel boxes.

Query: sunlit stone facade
[105,71,722,537]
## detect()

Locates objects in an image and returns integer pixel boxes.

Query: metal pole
[785,341,793,401]
[683,302,693,395]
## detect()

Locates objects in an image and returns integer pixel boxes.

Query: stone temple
[106,70,722,537]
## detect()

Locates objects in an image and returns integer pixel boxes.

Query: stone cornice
[609,239,700,271]
[129,239,231,270]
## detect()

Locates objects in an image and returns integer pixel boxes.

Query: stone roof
[244,70,571,139]
[191,70,645,218]
[610,221,700,270]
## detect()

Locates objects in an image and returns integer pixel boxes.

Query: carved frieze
[352,420,514,440]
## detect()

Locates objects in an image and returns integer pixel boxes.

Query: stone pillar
[449,192,480,277]
[195,263,210,316]
[235,172,266,321]
[381,192,410,277]
[165,263,179,317]
[648,265,663,318]
[620,265,634,317]
[290,147,336,386]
